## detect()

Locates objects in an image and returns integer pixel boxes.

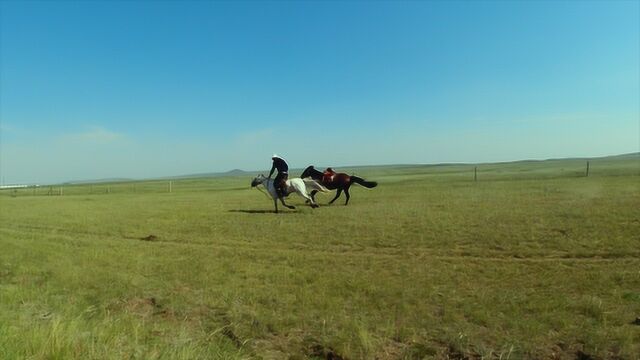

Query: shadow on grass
[228,209,301,214]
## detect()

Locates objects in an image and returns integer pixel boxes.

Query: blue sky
[1,1,638,184]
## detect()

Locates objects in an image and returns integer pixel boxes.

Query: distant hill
[44,152,639,186]
[521,152,639,162]
[222,169,250,176]
[599,152,639,160]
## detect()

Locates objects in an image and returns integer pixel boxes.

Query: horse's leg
[298,190,318,208]
[277,183,295,209]
[309,190,318,203]
[344,187,351,205]
[328,188,343,205]
[279,196,295,209]
[274,199,278,213]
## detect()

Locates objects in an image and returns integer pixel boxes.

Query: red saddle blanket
[322,168,336,183]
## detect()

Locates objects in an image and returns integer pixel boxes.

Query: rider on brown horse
[301,165,378,205]
[322,167,336,184]
[268,154,289,198]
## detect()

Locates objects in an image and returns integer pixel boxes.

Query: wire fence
[1,158,638,198]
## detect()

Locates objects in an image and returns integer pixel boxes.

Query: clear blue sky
[1,1,638,184]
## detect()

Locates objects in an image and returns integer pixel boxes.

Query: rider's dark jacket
[269,157,289,177]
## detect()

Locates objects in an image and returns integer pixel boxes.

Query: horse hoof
[288,206,296,209]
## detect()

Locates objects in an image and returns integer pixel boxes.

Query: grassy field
[1,155,639,359]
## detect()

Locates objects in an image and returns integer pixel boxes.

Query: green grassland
[1,155,639,359]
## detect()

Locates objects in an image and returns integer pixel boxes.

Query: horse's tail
[350,176,377,189]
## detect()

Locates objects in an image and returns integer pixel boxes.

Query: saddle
[322,167,336,184]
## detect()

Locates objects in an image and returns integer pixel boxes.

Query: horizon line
[1,151,637,187]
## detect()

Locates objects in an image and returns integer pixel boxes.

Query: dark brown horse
[300,165,377,205]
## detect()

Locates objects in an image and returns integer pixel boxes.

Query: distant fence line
[0,161,617,198]
[0,180,176,198]
[472,161,591,181]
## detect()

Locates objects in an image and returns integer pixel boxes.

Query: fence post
[474,166,477,182]
[586,161,590,177]
[169,181,173,193]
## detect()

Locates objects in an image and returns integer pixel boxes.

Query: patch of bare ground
[250,331,348,360]
[108,296,174,319]
[574,350,596,360]
[374,340,408,359]
[139,234,158,241]
[307,342,346,360]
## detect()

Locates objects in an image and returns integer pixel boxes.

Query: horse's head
[301,165,314,179]
[251,174,266,187]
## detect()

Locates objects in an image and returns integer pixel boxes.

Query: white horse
[250,174,329,213]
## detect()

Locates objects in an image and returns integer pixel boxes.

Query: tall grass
[1,155,638,359]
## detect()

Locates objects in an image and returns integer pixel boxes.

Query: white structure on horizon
[0,184,36,190]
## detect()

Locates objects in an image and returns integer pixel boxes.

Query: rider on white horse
[251,174,329,213]
[268,154,289,198]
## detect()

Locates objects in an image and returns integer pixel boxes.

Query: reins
[253,180,273,200]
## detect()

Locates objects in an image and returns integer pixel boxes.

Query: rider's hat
[272,154,281,159]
